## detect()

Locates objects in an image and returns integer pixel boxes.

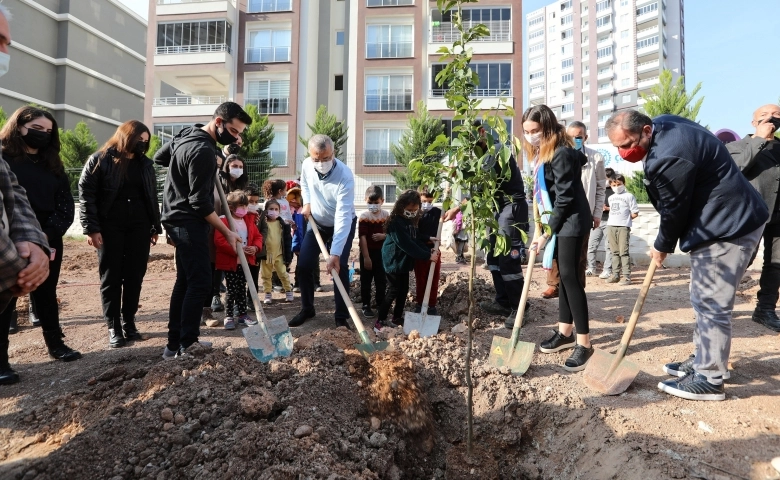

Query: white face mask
[313,160,334,175]
[613,185,626,194]
[525,132,542,147]
[229,168,243,179]
[247,204,260,213]
[0,52,9,78]
[403,210,418,219]
[367,204,381,213]
[421,202,433,211]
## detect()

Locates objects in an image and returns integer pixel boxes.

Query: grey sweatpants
[689,225,763,378]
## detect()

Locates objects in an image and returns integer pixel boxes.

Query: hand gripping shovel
[583,262,657,395]
[214,178,293,362]
[403,214,444,337]
[487,244,537,376]
[308,218,388,358]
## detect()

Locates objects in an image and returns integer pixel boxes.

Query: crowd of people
[0,5,778,403]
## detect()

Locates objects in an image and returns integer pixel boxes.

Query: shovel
[487,244,537,376]
[214,177,293,362]
[403,215,444,337]
[583,262,657,395]
[308,218,389,358]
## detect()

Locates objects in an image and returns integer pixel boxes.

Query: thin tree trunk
[465,195,477,456]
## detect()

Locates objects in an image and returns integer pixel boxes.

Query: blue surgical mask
[574,138,583,150]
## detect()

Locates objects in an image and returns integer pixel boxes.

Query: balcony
[367,0,413,6]
[244,97,290,115]
[247,0,292,12]
[597,84,613,96]
[596,53,613,65]
[157,0,236,16]
[596,21,613,34]
[636,25,659,39]
[366,42,413,59]
[529,75,545,86]
[245,46,291,63]
[638,76,660,90]
[561,78,574,88]
[529,86,545,100]
[561,109,574,119]
[428,89,513,111]
[154,43,233,68]
[637,59,660,74]
[365,92,413,112]
[152,95,226,117]
[637,43,659,58]
[429,20,513,55]
[597,69,613,80]
[597,101,614,112]
[636,10,659,25]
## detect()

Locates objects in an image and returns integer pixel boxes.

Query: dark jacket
[727,135,780,221]
[382,216,431,273]
[644,115,768,252]
[418,206,442,246]
[542,146,592,237]
[78,148,162,236]
[257,214,293,264]
[154,125,219,226]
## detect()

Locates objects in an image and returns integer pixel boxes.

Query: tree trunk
[465,195,477,455]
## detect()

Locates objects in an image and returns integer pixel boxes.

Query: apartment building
[145,0,521,201]
[1,0,146,141]
[525,0,684,143]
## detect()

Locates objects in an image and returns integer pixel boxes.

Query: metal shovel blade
[403,312,441,338]
[355,341,390,359]
[243,315,294,363]
[488,336,535,376]
[582,348,640,395]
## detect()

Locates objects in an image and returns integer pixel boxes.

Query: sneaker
[412,304,422,314]
[315,285,324,292]
[658,372,725,401]
[205,318,220,328]
[263,293,272,305]
[162,346,178,360]
[211,295,225,312]
[663,354,731,380]
[224,317,235,330]
[200,307,213,326]
[619,276,632,286]
[479,300,512,317]
[563,344,595,372]
[285,291,294,302]
[245,315,258,326]
[751,309,780,332]
[292,286,301,293]
[599,270,613,279]
[289,309,316,327]
[606,274,620,284]
[427,306,438,316]
[585,269,595,276]
[362,307,376,318]
[335,318,354,331]
[273,286,283,293]
[236,315,249,326]
[539,330,576,353]
[373,319,388,333]
[197,340,213,348]
[390,316,404,327]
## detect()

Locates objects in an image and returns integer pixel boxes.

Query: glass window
[637,35,659,49]
[621,62,629,70]
[335,75,344,91]
[561,28,572,39]
[561,58,573,69]
[247,29,292,62]
[622,78,630,86]
[154,124,196,144]
[367,0,413,6]
[471,63,512,97]
[597,46,613,58]
[529,30,544,40]
[596,15,611,27]
[246,80,290,114]
[156,20,232,53]
[336,31,345,46]
[622,94,631,102]
[366,25,413,58]
[364,129,405,165]
[528,16,544,27]
[596,0,611,12]
[365,75,413,111]
[621,29,629,39]
[562,73,574,83]
[636,2,658,16]
[268,130,288,166]
[248,0,292,13]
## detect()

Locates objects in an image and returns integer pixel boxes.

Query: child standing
[264,179,293,225]
[452,197,470,264]
[376,190,439,330]
[258,199,294,303]
[606,174,639,286]
[413,189,442,315]
[244,184,263,310]
[214,191,263,330]
[358,186,389,318]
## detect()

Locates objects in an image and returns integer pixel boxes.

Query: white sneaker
[162,346,178,360]
[585,269,594,276]
[263,293,272,305]
[598,271,612,279]
[285,291,294,302]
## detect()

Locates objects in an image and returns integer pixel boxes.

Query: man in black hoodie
[154,102,250,358]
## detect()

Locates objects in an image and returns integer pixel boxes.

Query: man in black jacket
[727,104,780,332]
[154,102,248,358]
[607,110,768,401]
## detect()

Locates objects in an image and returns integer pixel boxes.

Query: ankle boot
[0,340,19,385]
[122,315,142,341]
[43,329,82,362]
[107,317,125,348]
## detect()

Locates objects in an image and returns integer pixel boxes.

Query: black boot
[29,302,40,327]
[8,310,18,334]
[0,339,19,385]
[42,329,82,362]
[107,317,125,348]
[122,316,142,341]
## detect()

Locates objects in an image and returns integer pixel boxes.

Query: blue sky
[522,0,780,134]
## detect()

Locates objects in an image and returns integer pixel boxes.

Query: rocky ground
[0,240,778,479]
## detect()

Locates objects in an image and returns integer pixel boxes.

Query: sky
[118,0,147,20]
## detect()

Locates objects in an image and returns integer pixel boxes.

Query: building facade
[525,0,684,142]
[145,0,521,202]
[1,0,146,142]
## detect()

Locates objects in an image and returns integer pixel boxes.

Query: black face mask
[216,119,237,145]
[134,141,149,156]
[21,129,51,150]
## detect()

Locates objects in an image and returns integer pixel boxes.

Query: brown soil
[1,240,779,479]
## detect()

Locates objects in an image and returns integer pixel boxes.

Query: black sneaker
[289,309,315,327]
[427,306,438,316]
[563,344,594,372]
[336,318,354,331]
[211,295,225,312]
[362,307,376,318]
[658,372,725,401]
[0,364,20,385]
[412,304,422,314]
[663,354,731,380]
[539,330,576,353]
[479,300,512,317]
[752,309,780,332]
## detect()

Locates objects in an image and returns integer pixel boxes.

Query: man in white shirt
[290,135,357,329]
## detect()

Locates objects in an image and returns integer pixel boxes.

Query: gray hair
[0,4,12,21]
[605,110,652,135]
[308,134,333,153]
[567,121,587,133]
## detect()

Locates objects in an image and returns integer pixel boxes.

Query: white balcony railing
[636,25,659,38]
[367,0,413,6]
[244,97,290,114]
[156,44,231,55]
[637,59,660,72]
[597,54,612,65]
[153,95,226,106]
[430,88,511,98]
[430,20,512,43]
[157,0,232,3]
[597,69,613,80]
[638,76,660,89]
[366,42,413,59]
[245,46,291,63]
[365,92,413,111]
[247,0,292,12]
[597,101,614,112]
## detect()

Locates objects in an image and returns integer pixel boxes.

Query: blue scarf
[534,160,556,270]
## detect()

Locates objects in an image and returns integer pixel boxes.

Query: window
[599,114,611,122]
[365,75,413,111]
[598,82,611,90]
[583,108,589,118]
[561,44,573,55]
[622,94,632,102]
[246,80,290,114]
[529,71,545,80]
[621,29,629,39]
[247,0,292,13]
[562,73,574,83]
[433,63,510,97]
[637,2,658,16]
[441,119,513,142]
[336,31,345,45]
[620,13,629,23]
[549,25,557,34]
[596,0,611,12]
[561,58,573,69]
[621,78,630,87]
[335,75,343,91]
[581,33,588,43]
[529,42,544,54]
[596,15,611,27]
[620,0,629,5]
[366,25,413,58]
[154,124,194,143]
[367,0,413,5]
[561,0,572,10]
[364,128,405,165]
[597,46,612,58]
[561,14,572,25]
[376,184,397,203]
[561,28,572,40]
[268,130,288,166]
[156,20,233,53]
[529,30,544,40]
[621,45,629,55]
[621,62,629,71]
[528,16,544,27]
[562,103,574,113]
[598,127,607,138]
[246,29,292,62]
[529,57,544,70]
[637,35,659,49]
[582,94,589,102]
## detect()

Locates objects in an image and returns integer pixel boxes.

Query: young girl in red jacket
[214,190,263,330]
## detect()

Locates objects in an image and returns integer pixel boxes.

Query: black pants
[556,235,589,334]
[487,201,528,309]
[377,271,409,322]
[166,222,211,350]
[247,264,260,308]
[0,235,64,335]
[203,265,223,307]
[360,248,386,308]
[455,238,468,258]
[756,227,780,311]
[224,270,247,317]
[98,216,151,320]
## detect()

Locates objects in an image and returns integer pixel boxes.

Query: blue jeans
[166,222,211,350]
[297,217,356,321]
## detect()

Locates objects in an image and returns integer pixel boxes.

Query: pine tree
[59,121,98,168]
[240,103,276,186]
[147,134,162,159]
[298,105,348,159]
[640,70,704,121]
[0,106,7,131]
[390,101,446,190]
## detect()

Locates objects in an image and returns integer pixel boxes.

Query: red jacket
[214,216,263,272]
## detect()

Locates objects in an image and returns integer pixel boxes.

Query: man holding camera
[728,104,780,332]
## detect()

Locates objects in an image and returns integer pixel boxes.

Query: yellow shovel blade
[487,335,535,376]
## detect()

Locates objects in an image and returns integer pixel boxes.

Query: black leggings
[556,236,589,334]
[377,271,409,322]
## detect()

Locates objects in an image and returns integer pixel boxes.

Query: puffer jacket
[78,148,162,235]
[257,213,293,264]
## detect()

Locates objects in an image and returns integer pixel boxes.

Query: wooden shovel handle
[619,261,657,348]
[420,215,445,310]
